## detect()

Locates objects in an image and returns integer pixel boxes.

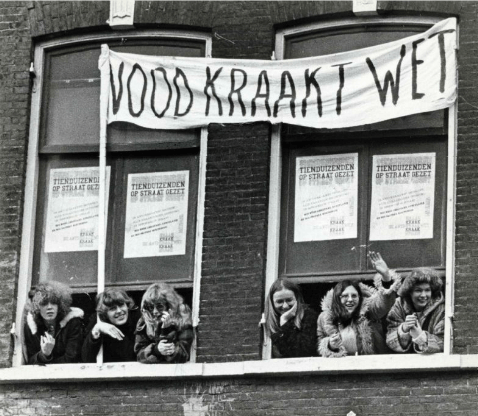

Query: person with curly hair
[82,288,141,363]
[317,252,401,357]
[134,283,193,364]
[264,278,318,358]
[386,268,444,353]
[23,281,84,364]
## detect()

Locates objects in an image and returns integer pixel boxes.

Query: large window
[264,16,455,359]
[14,31,211,366]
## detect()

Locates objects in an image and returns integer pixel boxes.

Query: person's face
[410,283,432,311]
[40,302,58,323]
[106,303,129,326]
[272,288,297,315]
[340,285,360,315]
[145,301,168,321]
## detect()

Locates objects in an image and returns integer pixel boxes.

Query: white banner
[124,171,189,258]
[369,153,435,241]
[99,18,456,130]
[295,153,358,242]
[45,167,111,253]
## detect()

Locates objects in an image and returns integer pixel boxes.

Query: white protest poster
[369,153,435,240]
[45,166,111,253]
[124,171,189,258]
[294,153,358,242]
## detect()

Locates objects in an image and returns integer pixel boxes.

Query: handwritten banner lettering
[100,18,456,130]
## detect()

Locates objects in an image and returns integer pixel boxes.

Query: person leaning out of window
[264,278,318,358]
[134,283,193,364]
[23,281,84,364]
[317,252,401,357]
[82,288,141,363]
[386,268,444,353]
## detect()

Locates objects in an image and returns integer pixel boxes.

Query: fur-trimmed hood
[26,307,84,335]
[320,273,401,318]
[317,273,401,357]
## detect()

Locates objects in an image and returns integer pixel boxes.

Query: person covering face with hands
[82,288,141,363]
[23,281,84,364]
[386,268,444,353]
[134,282,193,364]
[317,252,401,357]
[264,278,318,358]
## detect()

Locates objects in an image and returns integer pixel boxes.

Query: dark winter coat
[271,306,318,358]
[81,308,141,363]
[317,274,400,357]
[134,317,194,364]
[24,307,84,364]
[386,293,445,353]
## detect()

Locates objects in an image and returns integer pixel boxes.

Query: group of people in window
[265,252,445,358]
[23,282,193,364]
[23,252,444,364]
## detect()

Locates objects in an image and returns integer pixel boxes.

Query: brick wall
[1,371,478,415]
[0,1,32,368]
[1,1,478,414]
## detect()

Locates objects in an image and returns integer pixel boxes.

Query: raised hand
[40,332,56,357]
[368,251,391,281]
[161,311,173,329]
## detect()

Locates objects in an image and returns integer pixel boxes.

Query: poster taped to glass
[124,170,189,258]
[370,153,435,241]
[294,153,358,242]
[44,166,111,253]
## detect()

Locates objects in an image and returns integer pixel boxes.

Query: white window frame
[263,15,458,360]
[13,29,212,368]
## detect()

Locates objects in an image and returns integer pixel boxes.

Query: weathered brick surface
[1,372,478,415]
[0,0,478,413]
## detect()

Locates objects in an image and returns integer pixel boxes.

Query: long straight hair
[264,278,306,336]
[331,280,363,326]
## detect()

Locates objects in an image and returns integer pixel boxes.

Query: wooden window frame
[264,15,457,359]
[13,30,212,367]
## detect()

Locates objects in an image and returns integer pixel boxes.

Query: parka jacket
[82,308,141,363]
[271,306,318,358]
[386,293,445,353]
[317,274,400,357]
[24,307,84,364]
[134,317,193,364]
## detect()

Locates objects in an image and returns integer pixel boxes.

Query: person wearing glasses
[82,288,141,363]
[134,282,193,364]
[317,252,401,357]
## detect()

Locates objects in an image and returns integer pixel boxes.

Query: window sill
[1,354,477,384]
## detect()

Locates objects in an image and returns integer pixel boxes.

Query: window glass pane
[279,137,446,279]
[42,40,204,148]
[107,150,199,285]
[33,155,115,288]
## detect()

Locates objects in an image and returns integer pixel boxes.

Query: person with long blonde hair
[264,278,318,358]
[134,283,193,364]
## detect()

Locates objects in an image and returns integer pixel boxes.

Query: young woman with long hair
[82,288,141,362]
[134,283,193,364]
[264,278,318,358]
[23,281,84,364]
[317,252,401,357]
[386,268,444,353]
